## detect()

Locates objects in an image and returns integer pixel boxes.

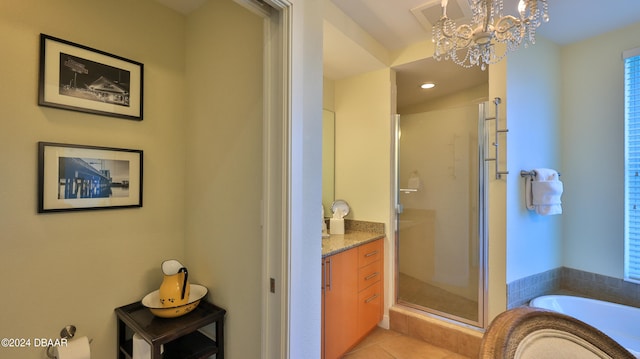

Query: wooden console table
[115,300,226,359]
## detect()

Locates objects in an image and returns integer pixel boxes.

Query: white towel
[526,168,563,215]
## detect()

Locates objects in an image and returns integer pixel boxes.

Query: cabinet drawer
[358,260,382,291]
[358,239,382,267]
[357,281,383,336]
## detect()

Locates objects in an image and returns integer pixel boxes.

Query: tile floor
[398,273,478,322]
[342,327,471,359]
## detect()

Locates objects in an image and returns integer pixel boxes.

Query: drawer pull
[364,250,379,258]
[364,272,379,281]
[364,293,379,303]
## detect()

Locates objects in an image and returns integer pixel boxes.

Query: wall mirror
[322,109,335,215]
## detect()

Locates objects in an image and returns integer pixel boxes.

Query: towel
[526,168,563,215]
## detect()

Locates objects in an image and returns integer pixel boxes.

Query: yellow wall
[183,1,264,358]
[333,68,394,324]
[561,23,640,277]
[399,84,489,115]
[0,0,265,358]
[0,1,186,357]
[487,58,508,322]
[334,69,393,224]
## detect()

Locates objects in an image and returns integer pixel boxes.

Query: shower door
[394,102,488,328]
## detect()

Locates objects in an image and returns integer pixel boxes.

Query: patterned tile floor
[342,327,471,359]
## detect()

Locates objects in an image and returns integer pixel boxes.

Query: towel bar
[520,170,561,178]
[484,98,509,179]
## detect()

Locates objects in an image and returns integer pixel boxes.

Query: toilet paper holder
[46,325,91,359]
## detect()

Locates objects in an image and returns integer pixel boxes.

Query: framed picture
[38,34,144,120]
[38,142,143,213]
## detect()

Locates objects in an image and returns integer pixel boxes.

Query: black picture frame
[38,34,144,120]
[38,142,143,213]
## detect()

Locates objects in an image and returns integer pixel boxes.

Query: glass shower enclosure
[394,101,489,328]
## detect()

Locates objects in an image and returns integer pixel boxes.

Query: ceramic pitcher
[159,259,190,307]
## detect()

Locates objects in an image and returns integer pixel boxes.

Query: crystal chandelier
[432,0,549,70]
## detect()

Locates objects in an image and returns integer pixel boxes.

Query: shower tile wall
[560,267,640,308]
[507,267,640,309]
[507,268,561,308]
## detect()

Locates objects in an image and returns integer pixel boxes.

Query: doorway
[234,0,290,357]
[393,100,489,328]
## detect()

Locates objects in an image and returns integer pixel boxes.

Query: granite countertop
[322,231,385,257]
[321,219,385,258]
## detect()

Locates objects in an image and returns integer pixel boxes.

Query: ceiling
[330,0,640,50]
[327,0,640,109]
[156,0,640,108]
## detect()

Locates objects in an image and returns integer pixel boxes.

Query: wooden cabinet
[322,238,383,359]
[356,240,383,336]
[323,248,358,359]
[115,300,225,359]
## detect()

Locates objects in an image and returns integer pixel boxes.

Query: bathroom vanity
[321,227,384,359]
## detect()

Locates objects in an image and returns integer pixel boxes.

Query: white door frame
[260,1,291,358]
[234,0,292,358]
[234,1,323,358]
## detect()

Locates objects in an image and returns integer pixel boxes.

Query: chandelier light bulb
[518,0,526,17]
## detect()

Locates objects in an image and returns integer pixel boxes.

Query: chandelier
[432,0,549,70]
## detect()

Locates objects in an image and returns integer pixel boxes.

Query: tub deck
[530,294,640,356]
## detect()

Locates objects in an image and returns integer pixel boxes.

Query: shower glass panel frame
[393,102,489,328]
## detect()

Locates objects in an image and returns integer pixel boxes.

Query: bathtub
[530,295,640,356]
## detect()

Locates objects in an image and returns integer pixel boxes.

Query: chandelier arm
[482,0,492,33]
[439,18,456,39]
[527,0,538,18]
[455,24,474,48]
[494,15,523,44]
[495,16,518,33]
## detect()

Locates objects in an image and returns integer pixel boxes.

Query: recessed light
[420,82,435,89]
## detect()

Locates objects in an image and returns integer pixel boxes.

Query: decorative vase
[158,259,190,307]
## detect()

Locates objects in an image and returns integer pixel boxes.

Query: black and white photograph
[38,34,143,120]
[58,157,131,199]
[38,142,143,213]
[58,53,131,107]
